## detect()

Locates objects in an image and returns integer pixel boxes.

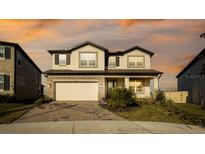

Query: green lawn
[110,103,205,126]
[0,103,38,124]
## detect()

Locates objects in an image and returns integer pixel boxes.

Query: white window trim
[108,57,116,68]
[127,55,145,68]
[129,79,144,94]
[79,52,98,68]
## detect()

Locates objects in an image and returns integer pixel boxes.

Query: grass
[0,103,38,124]
[106,103,205,126]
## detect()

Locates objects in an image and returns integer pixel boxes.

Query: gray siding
[178,56,205,104]
[15,49,41,100]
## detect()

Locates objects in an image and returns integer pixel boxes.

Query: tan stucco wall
[46,76,105,101]
[0,45,15,95]
[108,49,151,69]
[52,45,105,70]
[165,91,188,103]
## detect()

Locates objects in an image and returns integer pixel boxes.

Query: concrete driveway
[1,121,205,134]
[14,101,123,123]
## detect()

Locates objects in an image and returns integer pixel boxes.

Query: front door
[107,80,117,98]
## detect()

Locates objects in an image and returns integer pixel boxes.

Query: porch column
[125,77,129,89]
[153,76,159,97]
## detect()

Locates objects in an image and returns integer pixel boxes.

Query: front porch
[105,76,160,99]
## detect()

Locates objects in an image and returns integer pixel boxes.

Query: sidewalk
[0,121,205,134]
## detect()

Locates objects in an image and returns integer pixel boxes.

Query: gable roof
[109,45,155,57]
[176,48,205,78]
[47,41,155,57]
[0,41,42,73]
[48,41,108,54]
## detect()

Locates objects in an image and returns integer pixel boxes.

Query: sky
[0,19,205,90]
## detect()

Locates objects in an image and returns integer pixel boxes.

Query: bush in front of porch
[107,87,137,108]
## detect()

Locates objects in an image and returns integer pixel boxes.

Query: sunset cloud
[116,19,164,27]
[0,19,204,90]
[0,19,63,43]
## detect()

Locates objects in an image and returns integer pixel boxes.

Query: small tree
[155,90,166,104]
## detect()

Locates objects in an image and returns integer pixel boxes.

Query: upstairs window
[0,46,5,58]
[108,57,116,67]
[128,56,144,68]
[108,56,120,68]
[80,52,97,67]
[0,46,11,59]
[55,54,70,66]
[59,54,67,65]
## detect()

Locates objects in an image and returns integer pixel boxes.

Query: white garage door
[55,82,98,101]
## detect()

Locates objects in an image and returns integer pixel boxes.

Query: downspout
[158,74,162,91]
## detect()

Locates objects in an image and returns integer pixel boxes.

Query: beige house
[0,41,42,100]
[45,41,163,101]
[177,48,205,105]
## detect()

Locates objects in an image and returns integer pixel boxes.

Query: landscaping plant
[108,87,136,108]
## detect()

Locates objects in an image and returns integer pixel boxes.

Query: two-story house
[0,41,42,100]
[44,41,163,101]
[177,48,205,105]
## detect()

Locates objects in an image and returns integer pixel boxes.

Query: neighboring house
[177,48,205,105]
[44,41,163,101]
[0,41,42,100]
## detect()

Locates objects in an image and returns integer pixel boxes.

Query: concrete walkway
[0,121,205,134]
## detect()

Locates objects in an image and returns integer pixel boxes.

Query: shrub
[0,92,15,103]
[201,105,205,110]
[135,97,155,105]
[108,88,136,108]
[155,91,167,104]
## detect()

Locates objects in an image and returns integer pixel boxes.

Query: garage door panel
[55,82,98,101]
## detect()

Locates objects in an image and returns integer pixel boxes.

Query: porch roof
[44,69,163,76]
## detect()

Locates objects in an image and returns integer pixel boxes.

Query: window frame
[0,46,5,59]
[108,56,117,68]
[127,55,145,68]
[79,52,98,68]
[0,74,4,90]
[129,79,144,94]
[58,54,67,66]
